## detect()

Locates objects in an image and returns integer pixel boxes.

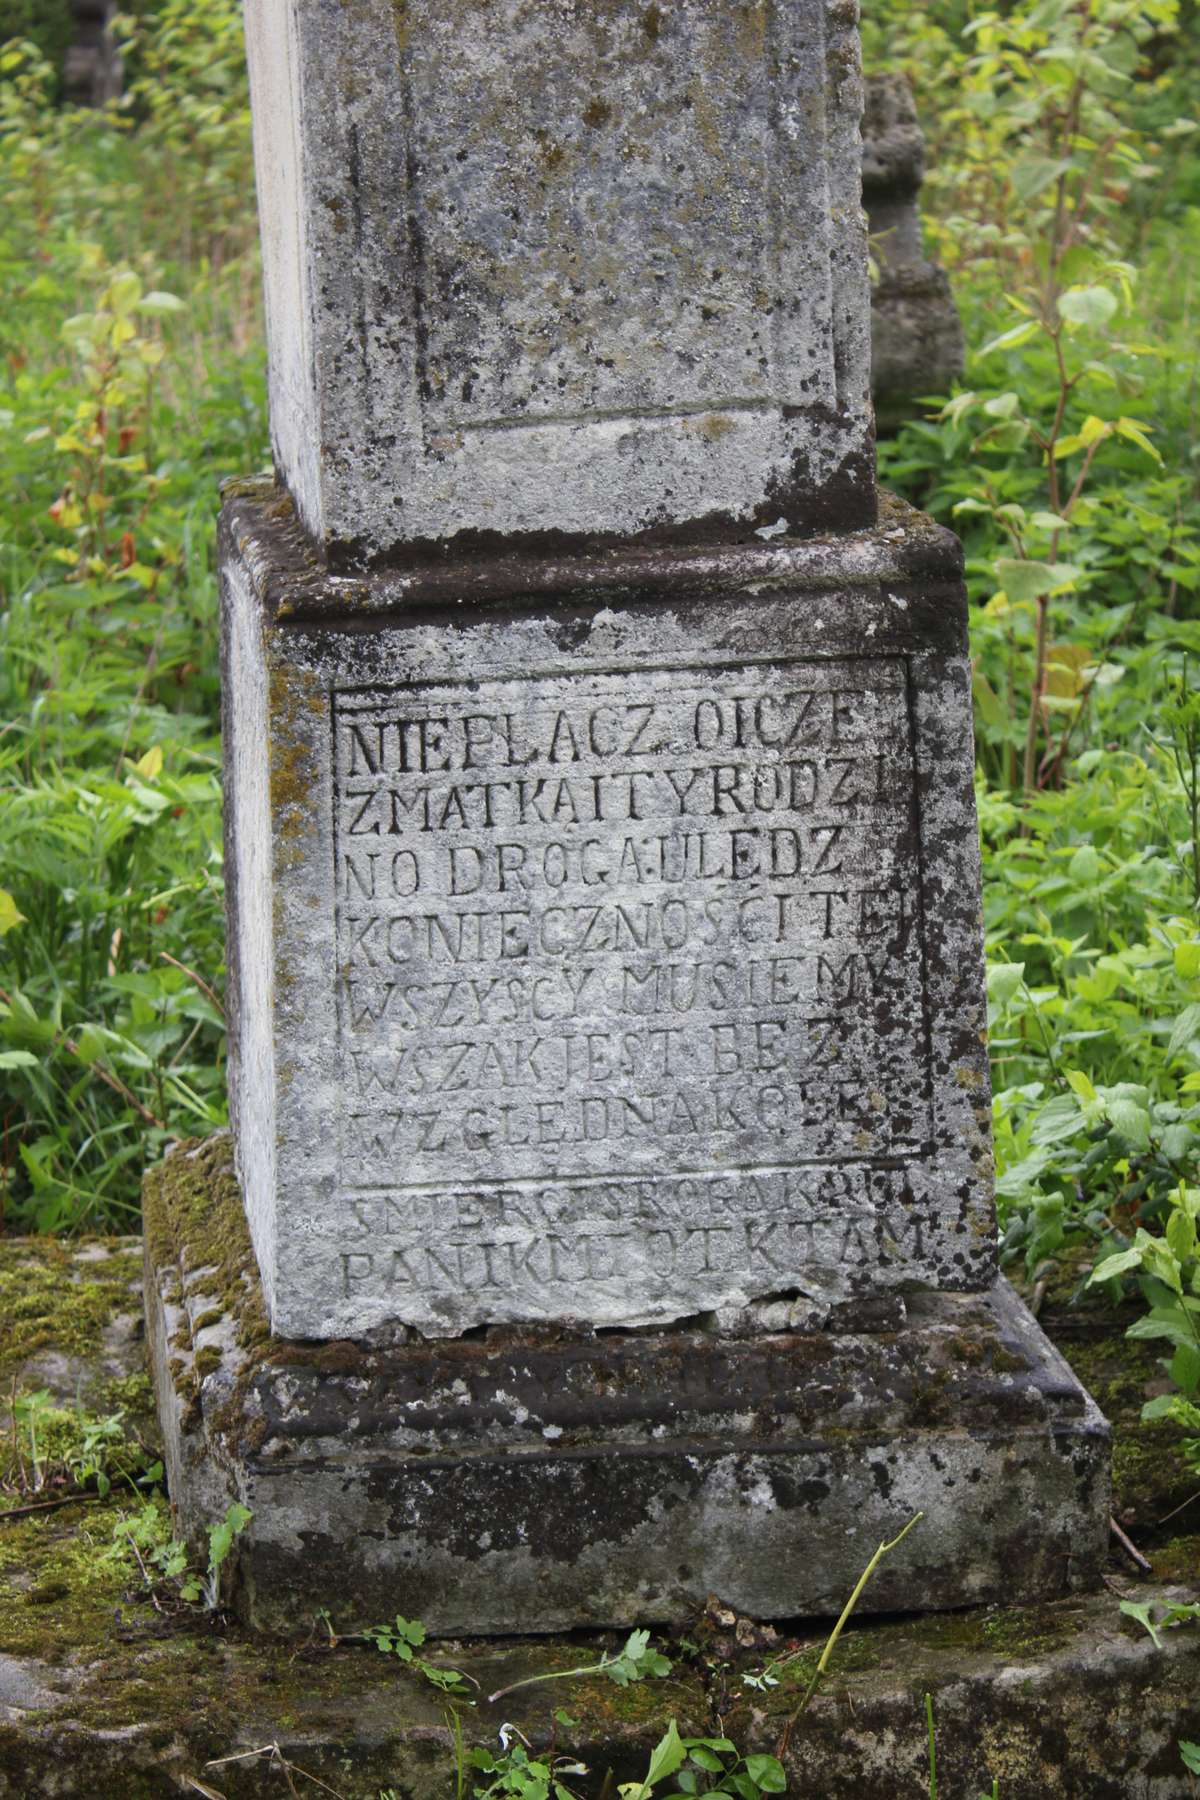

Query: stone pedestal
[140,479,1113,1631]
[142,0,1112,1634]
[144,1136,1109,1635]
[219,483,996,1342]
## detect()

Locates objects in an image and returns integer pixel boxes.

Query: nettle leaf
[0,890,26,936]
[1114,417,1162,463]
[1130,1316,1194,1352]
[972,670,1008,732]
[978,319,1041,357]
[1088,1248,1143,1284]
[1174,942,1200,980]
[987,962,1026,1006]
[1053,416,1112,459]
[1161,1124,1196,1163]
[994,559,1082,602]
[1067,845,1102,884]
[1166,1206,1197,1267]
[107,270,142,316]
[138,289,186,315]
[1011,152,1073,200]
[1057,285,1119,328]
[1065,1069,1098,1106]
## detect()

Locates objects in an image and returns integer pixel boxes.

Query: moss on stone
[747,1597,1081,1716]
[1050,1320,1195,1527]
[1151,1531,1200,1584]
[0,1500,136,1663]
[0,1237,141,1380]
[142,1136,269,1360]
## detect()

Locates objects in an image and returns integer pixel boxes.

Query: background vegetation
[0,3,1197,1410]
[0,0,258,1230]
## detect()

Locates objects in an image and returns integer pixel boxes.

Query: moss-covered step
[0,1491,1198,1797]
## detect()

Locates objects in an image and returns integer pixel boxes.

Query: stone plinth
[9,1225,1195,1795]
[243,0,875,562]
[144,1136,1109,1636]
[219,481,994,1342]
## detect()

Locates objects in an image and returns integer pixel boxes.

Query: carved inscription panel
[330,660,934,1326]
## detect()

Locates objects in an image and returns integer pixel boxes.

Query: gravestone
[64,1,121,106]
[863,73,965,432]
[144,0,1110,1634]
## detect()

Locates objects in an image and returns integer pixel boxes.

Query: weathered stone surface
[2,1462,1195,1800]
[861,74,964,431]
[220,482,994,1340]
[142,1136,1108,1636]
[243,0,875,563]
[0,1233,149,1421]
[3,1225,1192,1797]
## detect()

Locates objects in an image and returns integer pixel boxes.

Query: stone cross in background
[144,0,1109,1634]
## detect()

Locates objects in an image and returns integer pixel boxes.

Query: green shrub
[0,9,263,1231]
[0,1,73,84]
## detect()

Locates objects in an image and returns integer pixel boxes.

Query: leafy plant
[467,1726,590,1800]
[369,1612,428,1662]
[202,1497,251,1607]
[486,1630,672,1706]
[922,0,1183,793]
[309,1605,475,1701]
[0,0,264,1233]
[112,1494,249,1608]
[3,1387,157,1499]
[1088,1179,1200,1472]
[617,1719,785,1800]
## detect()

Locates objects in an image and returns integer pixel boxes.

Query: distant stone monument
[145,0,1109,1634]
[863,73,965,432]
[63,0,121,106]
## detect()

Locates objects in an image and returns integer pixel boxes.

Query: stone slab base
[2,1503,1198,1800]
[2,1217,1193,1798]
[143,1139,1110,1635]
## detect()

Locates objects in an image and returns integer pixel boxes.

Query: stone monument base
[143,1138,1110,1635]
